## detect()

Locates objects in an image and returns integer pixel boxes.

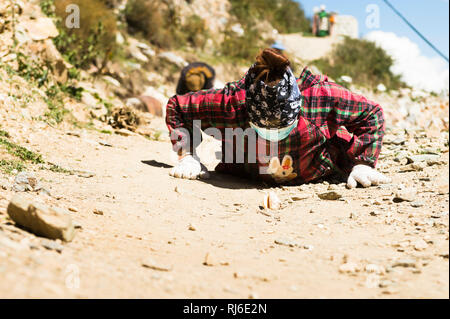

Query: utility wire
[382,0,449,63]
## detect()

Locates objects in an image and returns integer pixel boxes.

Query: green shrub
[314,37,404,90]
[125,0,180,49]
[183,14,209,49]
[41,0,118,69]
[220,26,273,63]
[124,1,208,50]
[229,0,311,34]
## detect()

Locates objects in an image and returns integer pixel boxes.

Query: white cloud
[364,31,449,93]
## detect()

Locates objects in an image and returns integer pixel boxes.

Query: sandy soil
[0,115,448,299]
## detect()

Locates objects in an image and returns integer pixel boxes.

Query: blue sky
[296,0,449,61]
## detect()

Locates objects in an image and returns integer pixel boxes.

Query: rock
[98,140,113,147]
[93,209,104,216]
[365,264,386,275]
[203,252,217,266]
[21,17,59,41]
[138,96,163,117]
[318,191,342,200]
[290,194,310,201]
[349,211,359,219]
[406,154,441,164]
[399,162,427,172]
[339,262,361,274]
[437,182,449,195]
[410,201,424,208]
[7,195,75,242]
[263,191,281,210]
[115,128,134,136]
[158,52,187,67]
[377,83,387,92]
[13,171,41,192]
[125,97,145,110]
[68,207,78,212]
[188,223,197,231]
[393,189,417,202]
[274,238,300,247]
[413,239,428,251]
[141,258,172,271]
[41,239,64,253]
[76,171,95,178]
[392,258,417,268]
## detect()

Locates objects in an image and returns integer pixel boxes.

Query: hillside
[0,0,448,298]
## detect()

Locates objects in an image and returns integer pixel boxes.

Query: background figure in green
[317,4,330,37]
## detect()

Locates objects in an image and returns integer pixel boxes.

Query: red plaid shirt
[166,67,385,184]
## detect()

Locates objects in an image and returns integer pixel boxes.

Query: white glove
[169,154,210,180]
[346,164,391,189]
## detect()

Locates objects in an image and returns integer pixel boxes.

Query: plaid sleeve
[165,77,248,154]
[330,84,385,167]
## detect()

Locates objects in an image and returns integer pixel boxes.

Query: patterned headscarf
[244,65,302,128]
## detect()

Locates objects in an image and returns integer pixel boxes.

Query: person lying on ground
[176,62,216,95]
[165,48,390,189]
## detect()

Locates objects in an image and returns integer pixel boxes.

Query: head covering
[244,63,302,129]
[320,4,326,11]
[185,72,206,92]
[270,41,286,51]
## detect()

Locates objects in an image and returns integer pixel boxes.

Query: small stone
[98,140,113,147]
[318,191,342,200]
[248,292,259,299]
[76,171,95,178]
[41,239,64,253]
[290,194,310,201]
[7,195,75,242]
[392,258,417,268]
[339,262,361,274]
[188,223,196,231]
[393,189,417,202]
[274,238,299,248]
[68,207,78,212]
[141,258,172,271]
[66,131,81,137]
[410,201,424,208]
[349,212,359,219]
[203,252,217,266]
[379,280,394,288]
[365,264,386,275]
[93,209,104,215]
[13,171,41,192]
[406,154,441,164]
[413,239,428,251]
[263,191,281,210]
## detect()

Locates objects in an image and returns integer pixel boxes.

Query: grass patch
[314,37,405,90]
[0,159,26,174]
[0,137,44,164]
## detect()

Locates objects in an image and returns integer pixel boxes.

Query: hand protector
[346,164,391,189]
[169,154,210,180]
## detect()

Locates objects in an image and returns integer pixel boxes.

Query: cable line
[382,0,449,63]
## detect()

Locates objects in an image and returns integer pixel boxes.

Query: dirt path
[0,117,448,298]
[279,33,343,62]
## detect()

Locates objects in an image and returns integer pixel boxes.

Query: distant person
[270,41,286,54]
[176,62,215,95]
[317,4,330,37]
[329,12,337,36]
[312,6,320,36]
[165,48,390,189]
